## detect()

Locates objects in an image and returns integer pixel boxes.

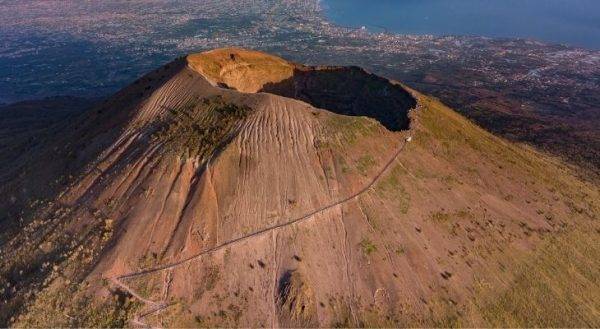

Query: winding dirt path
[110,135,411,327]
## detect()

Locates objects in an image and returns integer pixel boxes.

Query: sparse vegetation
[356,154,376,176]
[324,115,379,146]
[12,278,141,328]
[204,266,220,292]
[3,51,600,328]
[474,227,600,327]
[428,209,474,233]
[440,174,461,188]
[375,165,410,214]
[152,96,252,158]
[395,246,405,255]
[430,211,451,223]
[277,270,317,327]
[137,252,159,270]
[128,273,161,300]
[360,238,378,256]
[191,265,221,300]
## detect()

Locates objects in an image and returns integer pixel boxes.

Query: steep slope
[1,48,598,328]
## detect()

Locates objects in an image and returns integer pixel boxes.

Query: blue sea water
[322,0,600,49]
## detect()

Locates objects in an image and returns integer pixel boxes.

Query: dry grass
[13,278,141,328]
[417,96,598,211]
[356,154,376,176]
[415,94,600,327]
[474,227,600,327]
[359,238,378,256]
[374,165,410,214]
[324,115,379,146]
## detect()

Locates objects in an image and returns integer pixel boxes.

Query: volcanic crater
[2,48,598,328]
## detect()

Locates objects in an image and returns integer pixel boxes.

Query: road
[111,132,413,327]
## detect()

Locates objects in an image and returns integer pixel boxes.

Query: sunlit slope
[394,95,599,326]
[1,49,597,328]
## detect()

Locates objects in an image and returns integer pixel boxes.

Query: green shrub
[360,239,377,255]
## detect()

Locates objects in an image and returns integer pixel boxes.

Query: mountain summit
[2,48,598,327]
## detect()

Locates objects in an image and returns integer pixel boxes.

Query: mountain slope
[1,48,598,327]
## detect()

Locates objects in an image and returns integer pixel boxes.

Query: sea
[322,0,600,49]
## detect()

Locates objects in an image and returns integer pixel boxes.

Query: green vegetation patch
[152,96,252,158]
[359,238,378,256]
[475,227,600,327]
[356,154,376,176]
[127,272,163,300]
[375,165,410,214]
[324,115,379,146]
[13,278,141,328]
[430,211,451,223]
[193,265,221,300]
[429,209,472,226]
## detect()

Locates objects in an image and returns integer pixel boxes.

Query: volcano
[1,48,598,328]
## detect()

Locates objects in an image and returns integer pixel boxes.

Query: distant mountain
[1,49,598,327]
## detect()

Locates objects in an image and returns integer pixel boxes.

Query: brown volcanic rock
[1,49,599,327]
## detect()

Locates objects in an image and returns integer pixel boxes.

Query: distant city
[1,0,597,104]
[1,0,599,172]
